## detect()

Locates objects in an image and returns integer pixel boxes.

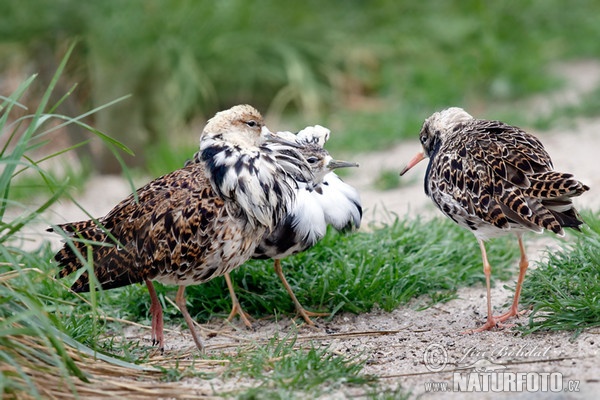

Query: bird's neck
[424,137,442,196]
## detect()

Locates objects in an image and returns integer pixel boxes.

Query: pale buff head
[202,104,269,147]
[419,107,474,157]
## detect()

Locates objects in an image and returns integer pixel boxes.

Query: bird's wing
[464,120,554,189]
[56,164,234,291]
[429,119,571,234]
[467,120,582,234]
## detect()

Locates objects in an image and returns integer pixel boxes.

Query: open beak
[399,150,426,176]
[328,159,359,170]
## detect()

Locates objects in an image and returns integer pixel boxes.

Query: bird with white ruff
[51,104,313,351]
[224,125,362,327]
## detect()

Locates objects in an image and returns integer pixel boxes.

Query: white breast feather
[290,186,327,244]
[318,173,362,230]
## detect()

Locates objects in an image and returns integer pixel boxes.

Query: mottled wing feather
[429,120,587,235]
[52,220,114,282]
[54,163,240,292]
[125,179,226,284]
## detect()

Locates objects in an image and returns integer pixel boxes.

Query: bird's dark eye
[420,135,427,144]
[246,120,258,128]
[306,157,318,164]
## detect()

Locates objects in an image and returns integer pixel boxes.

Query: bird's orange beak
[399,150,426,176]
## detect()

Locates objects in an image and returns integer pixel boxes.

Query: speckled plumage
[51,104,313,350]
[53,162,264,290]
[226,126,362,326]
[400,107,589,332]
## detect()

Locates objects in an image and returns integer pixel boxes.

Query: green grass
[217,332,374,399]
[0,44,144,399]
[519,211,600,337]
[114,217,519,326]
[3,1,600,173]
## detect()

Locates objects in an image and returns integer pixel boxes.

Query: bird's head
[202,104,270,148]
[400,107,473,175]
[300,144,358,182]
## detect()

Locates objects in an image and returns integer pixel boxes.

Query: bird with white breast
[224,125,362,327]
[51,104,313,351]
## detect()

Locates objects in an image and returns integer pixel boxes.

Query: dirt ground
[145,284,599,399]
[26,60,600,398]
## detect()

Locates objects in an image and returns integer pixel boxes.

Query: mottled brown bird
[51,104,312,351]
[223,126,361,327]
[400,107,589,332]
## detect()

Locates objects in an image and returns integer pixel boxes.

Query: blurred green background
[2,0,600,176]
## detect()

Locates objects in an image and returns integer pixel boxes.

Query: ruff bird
[400,107,589,333]
[51,104,312,351]
[224,125,362,326]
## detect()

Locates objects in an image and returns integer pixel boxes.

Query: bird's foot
[294,307,329,326]
[462,318,500,334]
[462,308,528,334]
[150,320,164,351]
[462,322,513,333]
[226,303,254,329]
[494,307,528,324]
[150,338,165,354]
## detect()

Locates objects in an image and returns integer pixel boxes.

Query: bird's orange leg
[494,235,529,323]
[145,279,164,350]
[463,239,499,333]
[274,259,328,325]
[224,273,253,328]
[175,285,204,352]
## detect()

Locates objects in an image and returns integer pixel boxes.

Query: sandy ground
[144,285,599,399]
[16,60,600,398]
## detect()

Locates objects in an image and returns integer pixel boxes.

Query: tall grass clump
[520,211,600,336]
[0,44,143,398]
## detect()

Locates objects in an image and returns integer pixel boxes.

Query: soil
[24,60,600,398]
